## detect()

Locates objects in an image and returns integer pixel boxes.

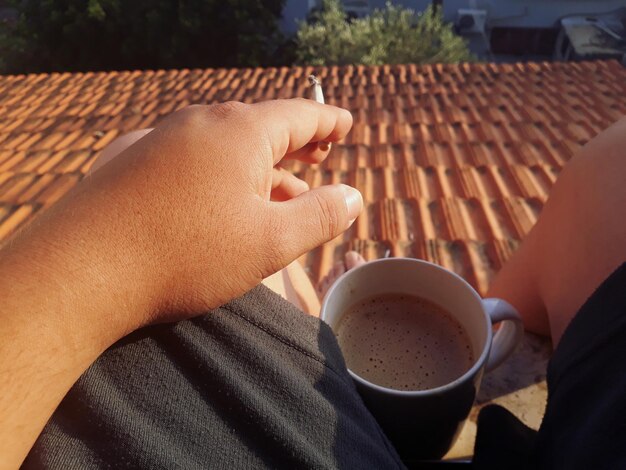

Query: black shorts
[474,263,626,470]
[24,264,626,469]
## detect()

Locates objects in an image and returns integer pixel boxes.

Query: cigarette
[308,75,331,152]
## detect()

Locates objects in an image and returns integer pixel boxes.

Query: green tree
[0,0,285,74]
[296,0,473,66]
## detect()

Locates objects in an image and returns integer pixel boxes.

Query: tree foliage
[296,0,473,66]
[0,0,285,74]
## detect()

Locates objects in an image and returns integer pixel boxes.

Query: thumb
[272,184,363,262]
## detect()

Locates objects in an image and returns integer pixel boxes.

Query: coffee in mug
[321,258,524,460]
[335,293,474,391]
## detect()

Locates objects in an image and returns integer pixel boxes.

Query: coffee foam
[335,293,474,391]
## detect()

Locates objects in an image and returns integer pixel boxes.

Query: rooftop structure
[1,60,625,294]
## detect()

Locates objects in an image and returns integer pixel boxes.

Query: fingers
[268,184,363,263]
[285,141,332,164]
[271,168,309,201]
[251,99,352,165]
[163,100,350,167]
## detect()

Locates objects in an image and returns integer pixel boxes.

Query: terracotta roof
[1,61,625,293]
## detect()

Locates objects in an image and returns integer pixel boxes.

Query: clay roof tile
[1,60,625,290]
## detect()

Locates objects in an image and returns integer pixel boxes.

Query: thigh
[531,117,626,343]
[262,260,321,317]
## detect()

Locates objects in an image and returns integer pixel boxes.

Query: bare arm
[0,193,152,469]
[0,100,360,468]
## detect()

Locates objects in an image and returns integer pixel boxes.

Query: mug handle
[482,298,524,372]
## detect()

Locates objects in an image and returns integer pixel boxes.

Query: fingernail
[319,142,330,152]
[341,184,363,221]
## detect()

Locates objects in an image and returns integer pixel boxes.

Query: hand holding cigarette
[308,75,331,152]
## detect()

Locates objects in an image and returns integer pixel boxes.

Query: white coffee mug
[321,258,524,460]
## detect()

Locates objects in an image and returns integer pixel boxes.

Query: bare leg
[488,117,626,346]
[262,252,366,318]
[262,261,322,317]
[317,251,366,299]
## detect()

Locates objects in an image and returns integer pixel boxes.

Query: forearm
[0,278,102,470]
[0,194,151,469]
